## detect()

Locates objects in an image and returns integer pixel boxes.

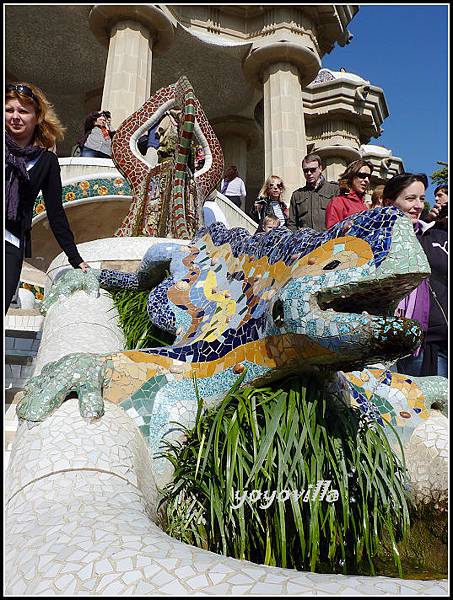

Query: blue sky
[322,4,448,202]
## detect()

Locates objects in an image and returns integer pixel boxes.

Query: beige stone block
[118,55,140,74]
[263,62,306,195]
[278,96,297,113]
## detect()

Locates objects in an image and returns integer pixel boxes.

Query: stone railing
[35,159,257,233]
[214,191,258,233]
[58,156,119,182]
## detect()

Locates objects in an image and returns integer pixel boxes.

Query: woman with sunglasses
[325,159,373,228]
[253,175,289,232]
[5,82,89,312]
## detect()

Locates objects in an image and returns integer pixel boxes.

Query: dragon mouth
[313,274,425,365]
[316,274,424,318]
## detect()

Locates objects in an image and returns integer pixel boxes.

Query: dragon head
[263,207,430,371]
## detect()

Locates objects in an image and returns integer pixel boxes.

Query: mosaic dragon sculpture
[112,75,223,240]
[17,207,447,480]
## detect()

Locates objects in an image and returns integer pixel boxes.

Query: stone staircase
[4,308,44,468]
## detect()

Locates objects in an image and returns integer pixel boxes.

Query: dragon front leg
[16,353,112,425]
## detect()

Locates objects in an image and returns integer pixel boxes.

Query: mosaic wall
[33,176,132,219]
[17,207,447,474]
[18,282,45,302]
[311,68,337,85]
[112,76,224,240]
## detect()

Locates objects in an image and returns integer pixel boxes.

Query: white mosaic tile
[159,580,191,595]
[102,580,128,595]
[227,573,256,585]
[133,581,158,594]
[208,572,226,585]
[143,563,163,580]
[121,570,143,585]
[186,574,211,589]
[230,584,254,594]
[150,570,176,586]
[175,565,197,578]
[55,573,76,591]
[79,577,98,591]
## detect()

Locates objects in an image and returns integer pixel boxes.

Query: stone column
[262,63,307,197]
[243,43,321,202]
[314,145,362,185]
[101,21,153,129]
[212,117,259,209]
[89,5,175,129]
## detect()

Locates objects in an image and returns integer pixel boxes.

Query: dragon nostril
[272,299,285,327]
[323,260,341,271]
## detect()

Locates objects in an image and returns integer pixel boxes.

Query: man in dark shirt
[288,153,339,231]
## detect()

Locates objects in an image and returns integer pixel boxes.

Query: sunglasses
[6,83,39,104]
[355,171,372,179]
[269,183,283,189]
[303,167,319,174]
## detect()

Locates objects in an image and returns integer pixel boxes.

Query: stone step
[5,402,19,470]
[6,307,42,316]
[5,387,24,405]
[5,362,37,392]
[5,335,42,353]
[5,328,41,339]
[5,353,36,366]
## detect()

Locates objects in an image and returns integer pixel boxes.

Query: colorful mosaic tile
[18,282,45,302]
[111,76,224,240]
[33,176,132,218]
[17,208,447,471]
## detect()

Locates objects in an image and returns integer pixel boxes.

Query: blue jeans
[394,346,448,378]
[395,352,424,377]
[80,147,111,159]
[437,348,448,378]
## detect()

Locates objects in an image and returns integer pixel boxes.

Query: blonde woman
[253,175,289,231]
[5,82,88,311]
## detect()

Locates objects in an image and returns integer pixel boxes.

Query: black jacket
[288,179,339,231]
[253,197,289,230]
[418,223,448,345]
[5,151,83,268]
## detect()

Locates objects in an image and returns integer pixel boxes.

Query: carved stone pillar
[262,63,306,198]
[89,5,175,129]
[314,145,361,184]
[243,43,320,201]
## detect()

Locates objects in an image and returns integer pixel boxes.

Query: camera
[438,203,448,219]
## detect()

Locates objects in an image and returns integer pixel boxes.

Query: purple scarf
[395,222,431,355]
[5,132,45,220]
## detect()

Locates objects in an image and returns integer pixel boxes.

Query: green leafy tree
[431,161,448,186]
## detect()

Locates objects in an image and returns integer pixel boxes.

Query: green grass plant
[108,289,174,350]
[158,373,411,576]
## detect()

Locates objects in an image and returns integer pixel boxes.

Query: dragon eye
[323,260,341,271]
[272,299,285,327]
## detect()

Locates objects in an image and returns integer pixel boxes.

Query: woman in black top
[5,82,88,312]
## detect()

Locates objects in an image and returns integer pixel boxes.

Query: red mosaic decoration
[112,76,224,239]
